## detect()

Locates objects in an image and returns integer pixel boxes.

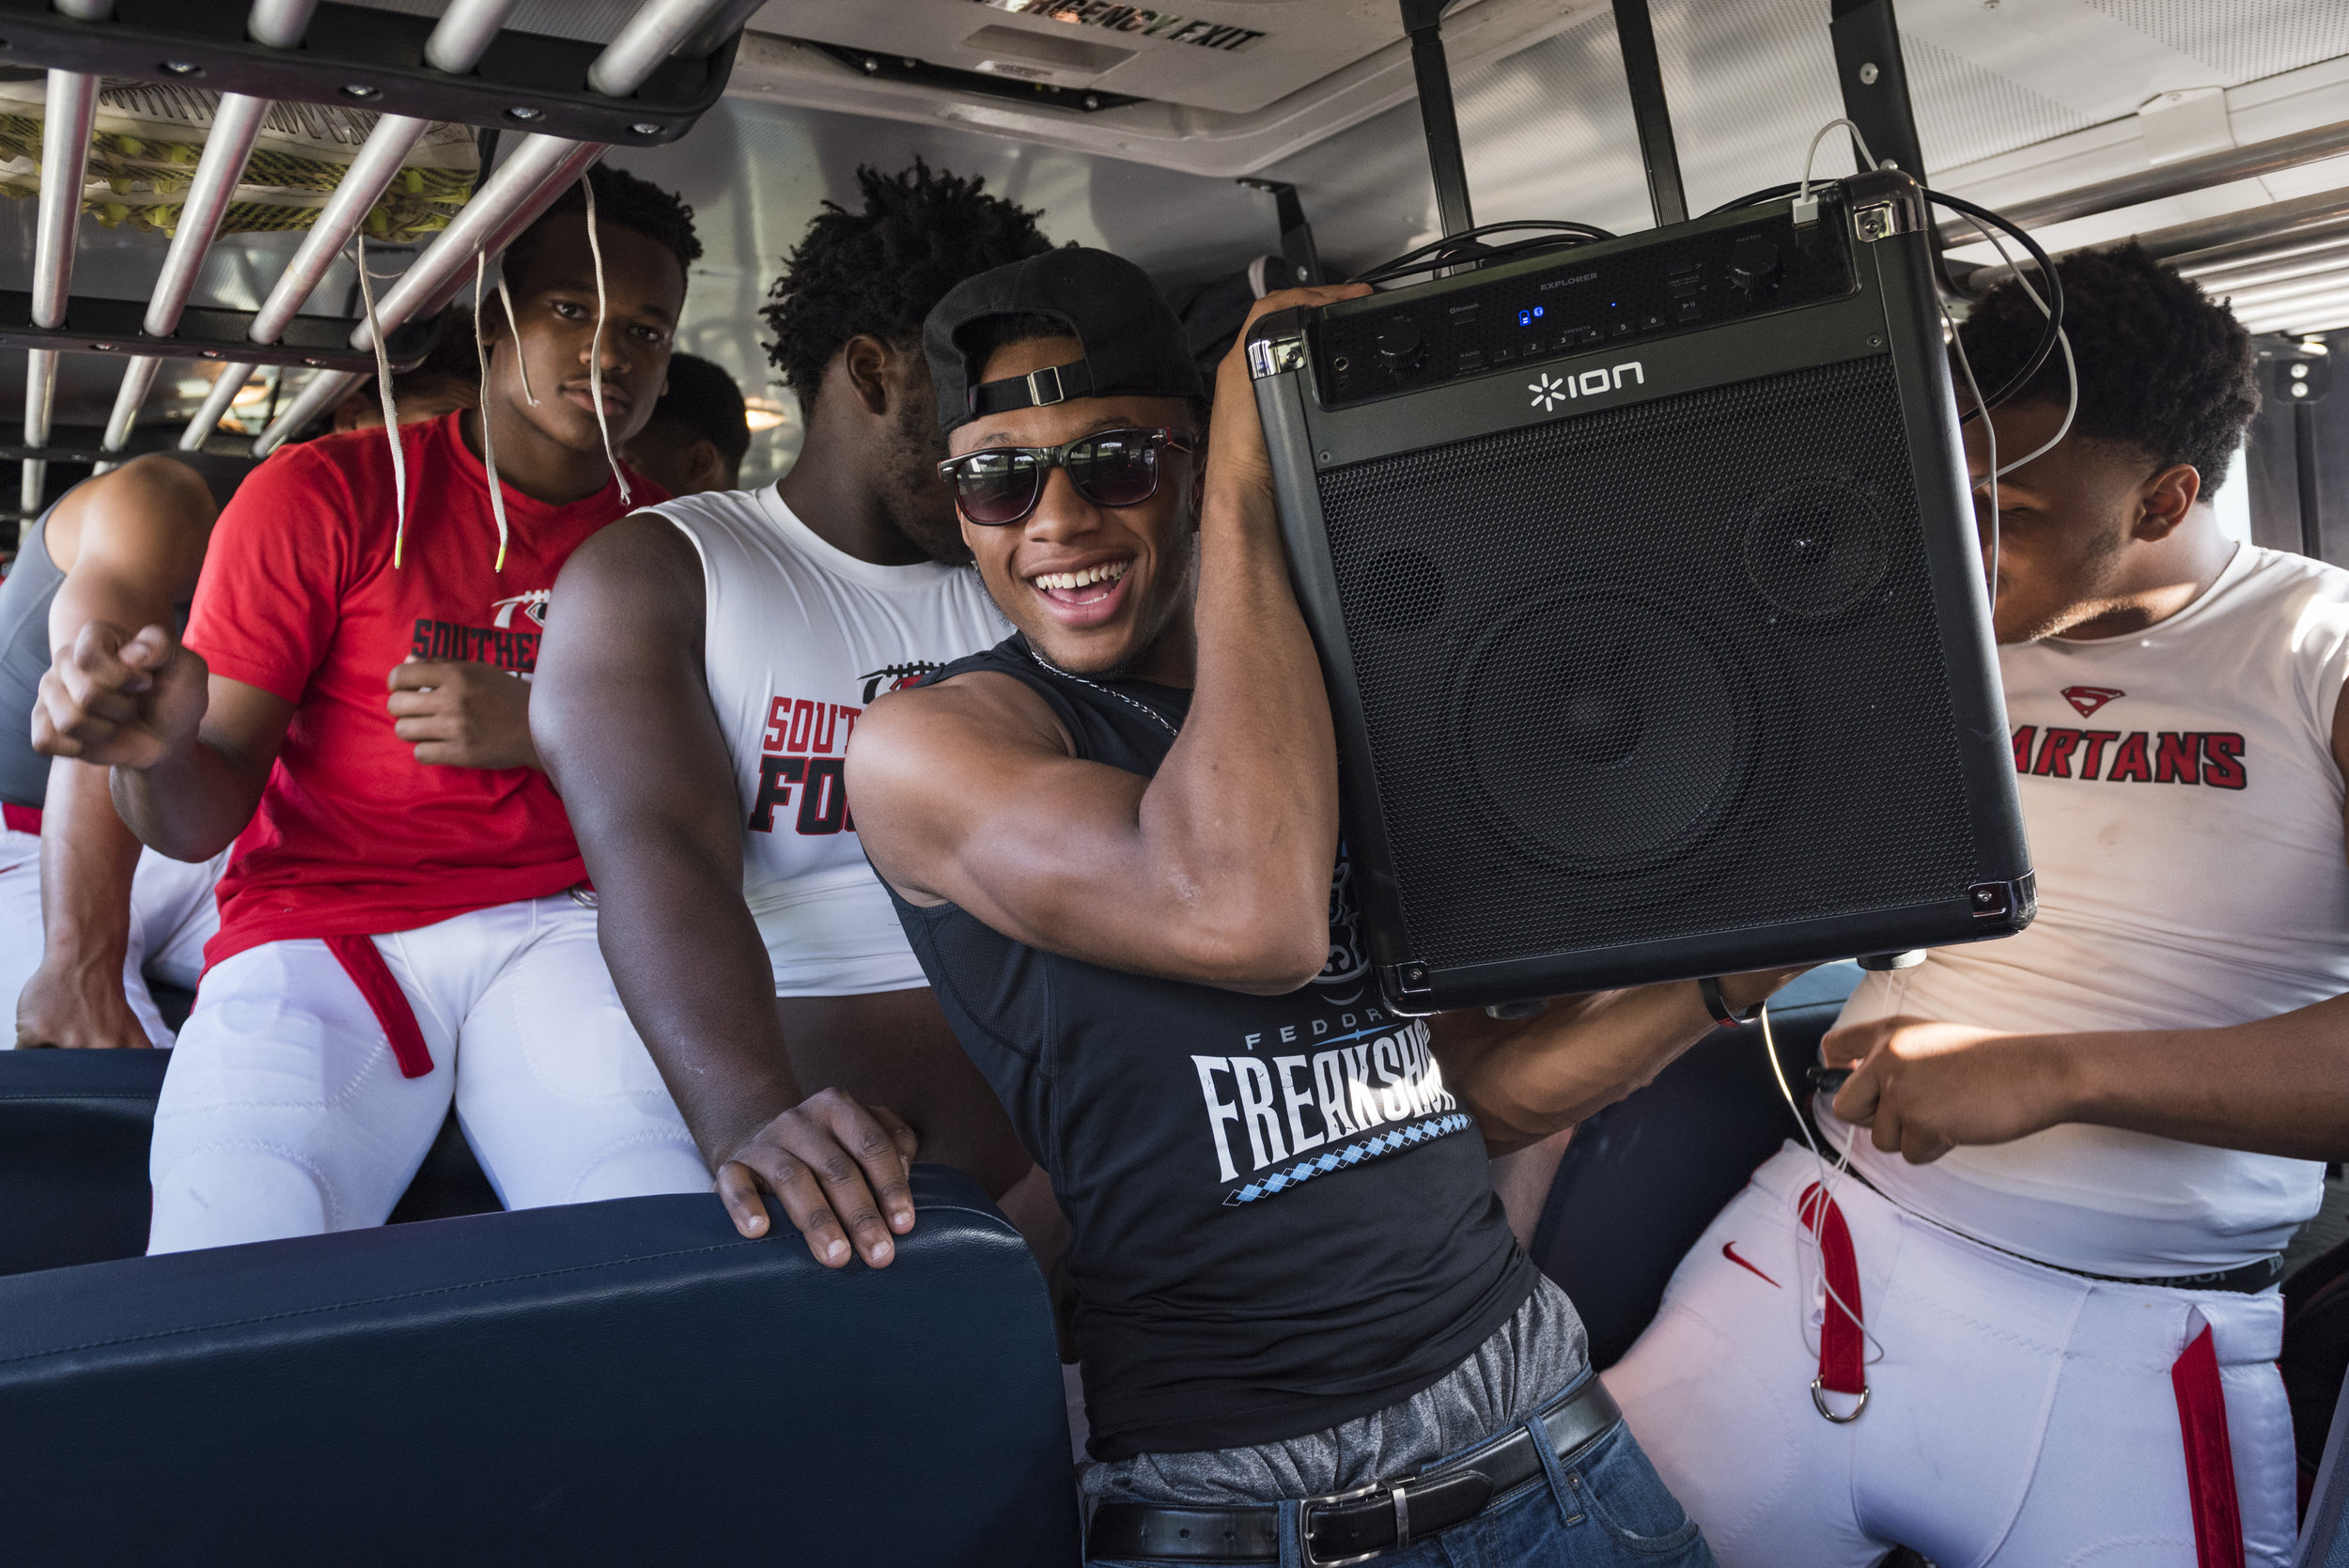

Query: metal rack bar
[1399,0,1473,240]
[1965,184,2349,290]
[181,0,524,449]
[588,0,744,96]
[0,0,739,147]
[252,134,596,451]
[23,4,111,510]
[1236,179,1324,286]
[1936,118,2349,244]
[97,1,318,464]
[254,0,730,453]
[1611,0,1686,227]
[101,95,273,458]
[1828,0,1929,180]
[678,0,770,61]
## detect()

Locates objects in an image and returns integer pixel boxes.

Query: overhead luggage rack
[0,0,765,512]
[0,0,745,147]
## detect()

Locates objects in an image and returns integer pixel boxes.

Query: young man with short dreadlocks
[529,161,1054,1268]
[1610,243,2342,1567]
[37,163,708,1252]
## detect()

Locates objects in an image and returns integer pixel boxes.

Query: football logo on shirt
[859,661,945,704]
[2061,685,2124,719]
[489,590,551,630]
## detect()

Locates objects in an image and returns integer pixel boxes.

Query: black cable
[1701,181,1801,218]
[1920,187,2064,423]
[1349,219,1614,286]
[1353,227,1610,285]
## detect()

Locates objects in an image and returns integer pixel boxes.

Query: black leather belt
[1085,1375,1622,1565]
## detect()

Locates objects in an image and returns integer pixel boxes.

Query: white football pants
[1605,1143,2295,1568]
[148,894,708,1255]
[0,822,223,1048]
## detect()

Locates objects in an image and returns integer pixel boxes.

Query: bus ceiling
[0,1,2346,511]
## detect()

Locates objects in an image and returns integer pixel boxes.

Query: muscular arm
[852,287,1361,993]
[19,458,217,1047]
[533,515,914,1266]
[1824,668,2349,1165]
[1437,970,1803,1155]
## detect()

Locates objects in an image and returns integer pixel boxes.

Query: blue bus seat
[0,1170,1081,1566]
[1532,962,1864,1370]
[2296,1355,2349,1566]
[0,1048,500,1277]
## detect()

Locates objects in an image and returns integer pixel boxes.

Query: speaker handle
[1857,950,1926,971]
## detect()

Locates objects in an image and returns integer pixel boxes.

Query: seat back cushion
[0,1169,1079,1566]
[1533,962,1862,1369]
[0,1049,171,1273]
[0,1050,498,1276]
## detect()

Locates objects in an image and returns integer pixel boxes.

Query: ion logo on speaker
[1528,362,1645,411]
[1741,479,1891,619]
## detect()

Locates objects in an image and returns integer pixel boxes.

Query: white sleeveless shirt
[646,487,1009,996]
[1823,544,2349,1275]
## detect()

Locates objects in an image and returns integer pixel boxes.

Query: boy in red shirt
[36,165,704,1252]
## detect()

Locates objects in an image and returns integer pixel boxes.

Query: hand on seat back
[1825,1017,2063,1164]
[33,621,209,770]
[386,658,540,770]
[714,1086,920,1267]
[14,956,150,1049]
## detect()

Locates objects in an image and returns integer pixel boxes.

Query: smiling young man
[34,164,708,1252]
[1606,245,2336,1568]
[826,246,1802,1567]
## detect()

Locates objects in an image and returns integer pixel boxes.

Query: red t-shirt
[184,411,666,967]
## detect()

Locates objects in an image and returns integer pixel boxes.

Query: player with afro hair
[761,160,1052,412]
[525,164,1067,1301]
[1610,242,2349,1568]
[1952,241,2261,643]
[1961,240,2258,494]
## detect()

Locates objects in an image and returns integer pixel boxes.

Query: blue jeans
[1088,1403,1715,1567]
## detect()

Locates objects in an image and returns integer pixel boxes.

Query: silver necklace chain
[1026,647,1183,740]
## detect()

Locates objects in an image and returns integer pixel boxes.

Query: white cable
[1799,117,1881,200]
[353,233,410,569]
[1956,215,2078,477]
[578,172,631,506]
[474,252,512,572]
[1758,1001,1883,1369]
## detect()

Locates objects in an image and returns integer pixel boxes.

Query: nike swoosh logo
[1722,1241,1781,1288]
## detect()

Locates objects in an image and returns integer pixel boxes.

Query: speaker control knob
[1375,319,1423,364]
[1730,235,1781,292]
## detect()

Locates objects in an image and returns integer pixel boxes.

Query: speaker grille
[1315,355,1976,970]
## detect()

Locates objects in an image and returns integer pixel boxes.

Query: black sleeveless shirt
[886,637,1536,1460]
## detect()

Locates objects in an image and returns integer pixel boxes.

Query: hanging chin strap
[473,252,513,572]
[579,170,631,507]
[354,233,410,569]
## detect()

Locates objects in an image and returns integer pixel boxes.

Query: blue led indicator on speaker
[1517,309,1532,326]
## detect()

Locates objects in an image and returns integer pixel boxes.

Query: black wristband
[1698,976,1763,1027]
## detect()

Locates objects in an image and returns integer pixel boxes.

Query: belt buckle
[1300,1479,1391,1568]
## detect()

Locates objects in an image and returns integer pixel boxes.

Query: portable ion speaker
[1247,170,2031,1014]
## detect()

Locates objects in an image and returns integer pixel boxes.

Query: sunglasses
[938,426,1193,527]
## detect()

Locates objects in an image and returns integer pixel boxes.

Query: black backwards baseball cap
[924,246,1206,435]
